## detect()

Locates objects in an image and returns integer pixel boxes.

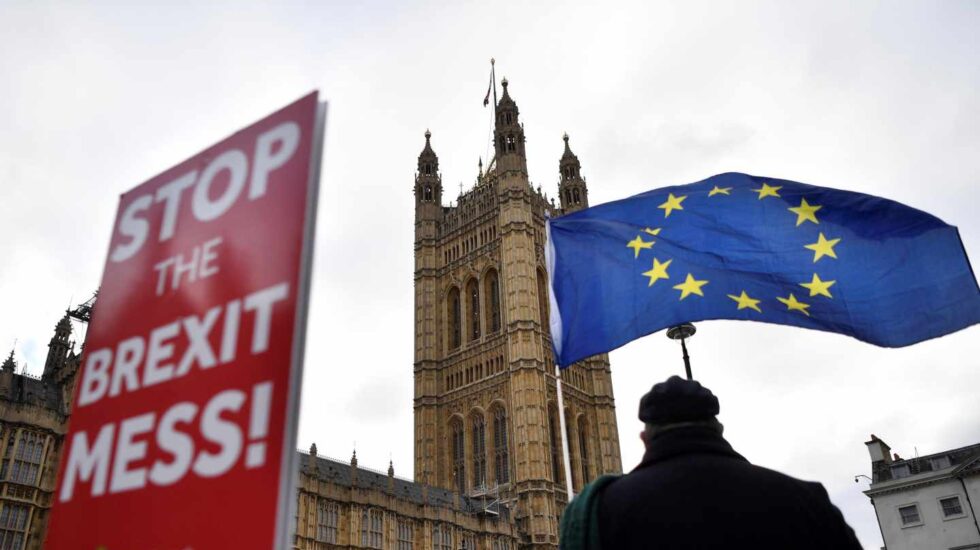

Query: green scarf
[558,474,620,550]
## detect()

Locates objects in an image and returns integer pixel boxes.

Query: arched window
[578,417,590,484]
[549,405,562,483]
[423,185,433,201]
[573,188,581,204]
[506,135,516,152]
[472,414,486,489]
[537,269,550,330]
[448,287,461,350]
[485,270,501,333]
[361,509,383,549]
[451,420,465,494]
[493,408,509,484]
[564,410,577,489]
[10,431,44,485]
[467,279,480,341]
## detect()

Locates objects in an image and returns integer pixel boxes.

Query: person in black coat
[594,376,862,550]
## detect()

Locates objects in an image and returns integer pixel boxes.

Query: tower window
[468,279,481,341]
[537,270,550,330]
[493,408,510,484]
[506,135,516,152]
[578,417,590,484]
[448,288,461,350]
[505,112,513,125]
[423,185,433,201]
[485,270,501,333]
[424,163,432,175]
[549,405,562,483]
[472,414,487,490]
[573,188,581,204]
[452,420,465,494]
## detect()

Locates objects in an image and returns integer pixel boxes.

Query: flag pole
[491,58,497,118]
[545,214,576,500]
[554,363,575,499]
[667,323,697,380]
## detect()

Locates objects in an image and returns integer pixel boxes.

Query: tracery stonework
[413,80,623,548]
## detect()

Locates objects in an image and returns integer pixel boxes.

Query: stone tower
[413,79,622,548]
[42,313,73,380]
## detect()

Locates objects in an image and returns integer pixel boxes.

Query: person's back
[561,376,861,550]
[598,426,861,549]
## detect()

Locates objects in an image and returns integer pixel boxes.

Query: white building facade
[863,435,980,550]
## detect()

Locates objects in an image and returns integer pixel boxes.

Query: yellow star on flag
[788,198,822,226]
[644,227,662,237]
[626,236,655,258]
[800,273,835,298]
[708,186,732,197]
[658,193,687,217]
[777,293,811,316]
[752,183,782,199]
[673,273,708,300]
[727,291,762,312]
[642,258,672,287]
[804,232,841,262]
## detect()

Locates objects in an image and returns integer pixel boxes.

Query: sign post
[46,92,325,549]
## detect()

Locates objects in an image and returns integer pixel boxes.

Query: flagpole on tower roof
[491,58,497,118]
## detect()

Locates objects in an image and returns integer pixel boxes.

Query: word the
[153,237,223,295]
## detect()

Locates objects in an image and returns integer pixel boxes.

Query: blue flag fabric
[545,172,980,368]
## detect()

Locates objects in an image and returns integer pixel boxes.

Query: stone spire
[43,312,73,380]
[558,133,590,213]
[492,78,528,179]
[415,129,443,219]
[1,350,15,373]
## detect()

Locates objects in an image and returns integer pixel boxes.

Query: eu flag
[545,173,980,368]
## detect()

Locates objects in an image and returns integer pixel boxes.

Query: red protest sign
[45,92,324,550]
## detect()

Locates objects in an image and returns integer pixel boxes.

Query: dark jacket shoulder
[597,428,861,550]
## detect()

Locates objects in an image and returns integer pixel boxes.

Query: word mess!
[59,381,273,502]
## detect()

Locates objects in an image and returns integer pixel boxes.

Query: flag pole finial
[666,323,697,380]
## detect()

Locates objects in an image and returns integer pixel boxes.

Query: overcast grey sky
[2,1,978,547]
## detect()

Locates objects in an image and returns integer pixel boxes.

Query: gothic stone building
[0,314,80,550]
[293,79,623,549]
[412,78,623,547]
[293,446,518,549]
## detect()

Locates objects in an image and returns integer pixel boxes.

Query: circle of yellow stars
[627,181,843,312]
